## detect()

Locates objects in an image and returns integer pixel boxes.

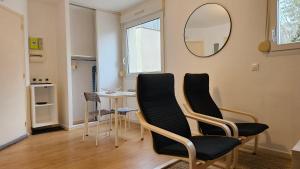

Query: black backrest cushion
[184,73,224,133]
[137,73,191,152]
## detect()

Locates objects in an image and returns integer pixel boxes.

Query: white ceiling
[69,0,147,12]
[187,4,230,28]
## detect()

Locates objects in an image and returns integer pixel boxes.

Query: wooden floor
[0,124,292,169]
[0,125,170,169]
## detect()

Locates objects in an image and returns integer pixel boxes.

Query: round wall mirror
[184,4,232,57]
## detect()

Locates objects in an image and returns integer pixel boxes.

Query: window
[277,0,300,45]
[271,0,300,51]
[125,17,163,75]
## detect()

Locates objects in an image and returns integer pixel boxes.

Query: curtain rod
[69,3,96,11]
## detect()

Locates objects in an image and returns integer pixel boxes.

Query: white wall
[56,0,72,129]
[96,10,122,108]
[164,0,300,154]
[121,0,162,24]
[28,0,58,84]
[0,0,27,15]
[28,0,72,129]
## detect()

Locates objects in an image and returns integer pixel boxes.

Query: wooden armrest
[219,107,258,123]
[136,112,197,168]
[183,104,237,138]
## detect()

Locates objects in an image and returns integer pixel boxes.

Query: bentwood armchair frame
[137,110,239,169]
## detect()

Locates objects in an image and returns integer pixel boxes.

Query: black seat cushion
[202,123,269,137]
[137,74,192,151]
[159,136,241,161]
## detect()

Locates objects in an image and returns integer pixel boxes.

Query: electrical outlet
[251,63,259,72]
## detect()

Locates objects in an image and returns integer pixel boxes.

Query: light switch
[251,63,259,72]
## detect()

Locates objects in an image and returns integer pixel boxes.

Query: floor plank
[0,124,292,169]
[0,125,170,169]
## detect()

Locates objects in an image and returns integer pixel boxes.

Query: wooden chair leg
[140,124,144,141]
[124,114,127,137]
[110,114,113,136]
[119,114,122,136]
[96,115,100,146]
[253,136,258,155]
[128,113,131,129]
[83,109,88,141]
[106,115,109,136]
[231,148,238,169]
[86,105,90,137]
[83,113,86,141]
[109,99,113,135]
[225,153,232,169]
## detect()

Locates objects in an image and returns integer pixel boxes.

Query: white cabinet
[30,84,58,128]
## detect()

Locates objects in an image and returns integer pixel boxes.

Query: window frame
[122,12,165,77]
[270,0,300,52]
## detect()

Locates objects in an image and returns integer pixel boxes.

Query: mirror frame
[184,3,232,58]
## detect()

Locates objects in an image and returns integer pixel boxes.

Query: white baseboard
[60,124,71,131]
[70,120,115,130]
[70,121,98,130]
[242,144,292,159]
[0,134,28,150]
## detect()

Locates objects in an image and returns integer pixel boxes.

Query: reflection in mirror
[184,4,231,57]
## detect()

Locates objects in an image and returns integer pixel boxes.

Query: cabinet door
[0,6,27,146]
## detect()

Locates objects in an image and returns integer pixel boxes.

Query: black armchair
[183,73,269,155]
[136,73,241,169]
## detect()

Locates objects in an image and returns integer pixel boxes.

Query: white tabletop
[97,91,136,98]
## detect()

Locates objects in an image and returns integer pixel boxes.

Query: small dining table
[96,91,136,148]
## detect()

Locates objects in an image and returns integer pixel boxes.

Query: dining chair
[83,92,113,146]
[183,73,269,155]
[104,88,138,136]
[117,107,138,135]
[137,73,241,169]
[117,89,138,136]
